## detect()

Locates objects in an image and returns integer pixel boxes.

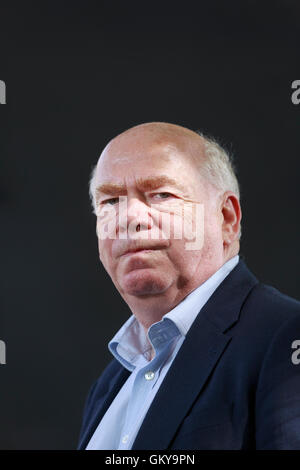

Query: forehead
[95,135,201,184]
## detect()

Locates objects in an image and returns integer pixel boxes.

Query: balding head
[106,121,205,148]
[90,122,240,217]
[100,122,206,173]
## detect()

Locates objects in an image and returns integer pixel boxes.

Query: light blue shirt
[86,255,239,450]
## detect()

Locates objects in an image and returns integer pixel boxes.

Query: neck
[123,264,222,331]
[129,283,196,331]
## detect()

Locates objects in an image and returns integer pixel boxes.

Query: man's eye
[153,192,172,199]
[102,197,119,205]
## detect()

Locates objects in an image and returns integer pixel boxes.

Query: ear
[221,192,242,247]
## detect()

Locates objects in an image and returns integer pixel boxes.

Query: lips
[111,239,169,259]
[122,247,161,257]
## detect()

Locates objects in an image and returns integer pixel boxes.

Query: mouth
[121,244,166,257]
[122,248,159,257]
[116,240,169,259]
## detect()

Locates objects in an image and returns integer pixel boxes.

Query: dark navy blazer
[78,259,300,449]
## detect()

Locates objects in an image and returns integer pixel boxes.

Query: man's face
[93,130,224,305]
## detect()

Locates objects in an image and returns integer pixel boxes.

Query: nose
[119,196,153,236]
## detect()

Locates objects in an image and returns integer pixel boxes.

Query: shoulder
[226,279,300,374]
[251,286,300,448]
[243,281,300,328]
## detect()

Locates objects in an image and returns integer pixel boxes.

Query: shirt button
[144,371,155,381]
[122,434,129,444]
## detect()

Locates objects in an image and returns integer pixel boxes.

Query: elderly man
[78,122,300,450]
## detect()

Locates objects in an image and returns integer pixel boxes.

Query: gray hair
[195,131,241,238]
[89,165,98,215]
[195,131,240,199]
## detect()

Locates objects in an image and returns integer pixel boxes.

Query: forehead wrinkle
[95,175,190,198]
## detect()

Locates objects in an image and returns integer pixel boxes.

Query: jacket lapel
[78,365,130,449]
[132,259,258,449]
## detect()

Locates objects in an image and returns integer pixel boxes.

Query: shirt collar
[108,255,239,370]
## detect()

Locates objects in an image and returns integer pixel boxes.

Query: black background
[0,0,299,449]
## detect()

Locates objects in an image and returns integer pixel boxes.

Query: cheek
[157,201,186,238]
[164,240,190,271]
[98,238,113,270]
[204,209,222,240]
[162,202,204,247]
[96,211,118,241]
[200,212,224,260]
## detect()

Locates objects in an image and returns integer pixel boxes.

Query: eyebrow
[95,175,188,200]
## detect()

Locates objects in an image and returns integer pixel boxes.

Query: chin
[120,269,170,296]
